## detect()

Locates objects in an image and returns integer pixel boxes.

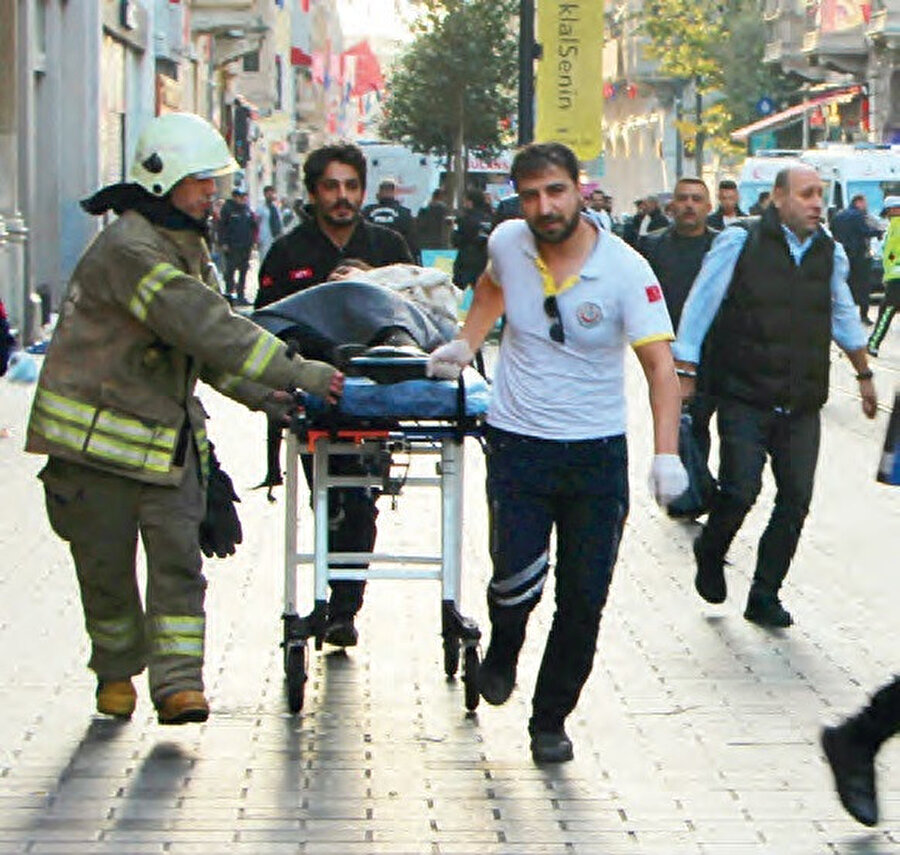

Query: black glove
[199,443,243,559]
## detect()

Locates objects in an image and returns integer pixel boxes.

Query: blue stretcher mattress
[306,368,490,419]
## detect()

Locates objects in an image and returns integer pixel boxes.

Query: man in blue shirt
[674,166,877,628]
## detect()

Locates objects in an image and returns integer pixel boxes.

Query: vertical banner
[535,1,604,161]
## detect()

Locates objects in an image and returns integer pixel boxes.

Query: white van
[798,145,900,219]
[737,150,804,213]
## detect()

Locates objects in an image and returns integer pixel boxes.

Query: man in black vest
[673,166,877,627]
[643,177,718,477]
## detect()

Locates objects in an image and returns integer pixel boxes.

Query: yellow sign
[535,1,604,162]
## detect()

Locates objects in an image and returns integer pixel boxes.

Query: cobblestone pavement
[1,326,899,855]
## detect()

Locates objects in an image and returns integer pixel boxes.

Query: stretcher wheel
[286,643,307,713]
[462,645,480,711]
[443,637,460,677]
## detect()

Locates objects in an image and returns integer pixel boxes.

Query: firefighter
[25,112,344,725]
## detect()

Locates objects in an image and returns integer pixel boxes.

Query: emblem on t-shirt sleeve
[645,284,663,303]
[576,301,603,327]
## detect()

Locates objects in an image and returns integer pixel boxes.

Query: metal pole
[675,87,684,180]
[518,0,535,146]
[694,84,704,176]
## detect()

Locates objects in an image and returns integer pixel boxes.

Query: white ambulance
[737,150,805,213]
[798,144,900,219]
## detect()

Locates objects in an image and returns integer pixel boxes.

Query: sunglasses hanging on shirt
[543,295,565,343]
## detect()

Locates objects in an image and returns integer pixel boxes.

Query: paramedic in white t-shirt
[427,142,687,764]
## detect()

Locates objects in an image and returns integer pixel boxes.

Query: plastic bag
[667,411,717,518]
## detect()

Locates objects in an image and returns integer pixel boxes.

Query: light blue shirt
[672,224,868,364]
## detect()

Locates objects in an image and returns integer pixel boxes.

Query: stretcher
[280,367,489,713]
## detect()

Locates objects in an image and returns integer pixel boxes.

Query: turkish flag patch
[645,284,663,303]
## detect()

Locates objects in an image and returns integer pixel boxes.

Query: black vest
[712,207,834,412]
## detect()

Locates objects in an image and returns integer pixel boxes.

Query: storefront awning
[730,86,862,142]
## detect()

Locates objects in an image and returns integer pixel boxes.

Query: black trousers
[849,676,900,750]
[485,427,629,733]
[697,397,820,595]
[224,249,251,300]
[301,454,379,619]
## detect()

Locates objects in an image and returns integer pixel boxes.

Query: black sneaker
[743,590,793,627]
[324,616,358,647]
[530,728,574,763]
[693,537,726,604]
[478,651,516,706]
[821,724,878,826]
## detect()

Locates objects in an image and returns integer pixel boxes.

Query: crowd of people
[19,110,899,832]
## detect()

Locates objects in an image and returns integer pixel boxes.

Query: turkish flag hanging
[342,41,384,96]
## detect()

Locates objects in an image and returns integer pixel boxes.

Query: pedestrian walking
[642,177,719,487]
[416,188,450,250]
[674,166,877,627]
[831,193,881,324]
[427,141,687,763]
[586,188,613,231]
[868,195,900,356]
[256,184,284,263]
[218,187,256,305]
[256,142,412,649]
[706,179,746,230]
[626,195,668,248]
[451,188,493,289]
[26,112,343,725]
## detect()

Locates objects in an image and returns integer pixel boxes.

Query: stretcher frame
[280,407,484,714]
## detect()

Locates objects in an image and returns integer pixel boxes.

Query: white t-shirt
[485,217,674,440]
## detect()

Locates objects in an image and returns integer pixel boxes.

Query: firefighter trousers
[39,448,207,705]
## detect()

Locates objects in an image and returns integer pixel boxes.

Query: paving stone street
[1,328,899,855]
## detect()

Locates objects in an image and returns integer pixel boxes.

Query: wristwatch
[856,370,873,381]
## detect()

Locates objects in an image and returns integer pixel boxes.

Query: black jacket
[707,207,747,231]
[712,207,834,412]
[624,209,669,246]
[362,199,418,255]
[255,216,412,309]
[218,198,256,250]
[452,206,493,288]
[831,205,879,262]
[416,201,449,249]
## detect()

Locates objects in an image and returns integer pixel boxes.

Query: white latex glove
[426,338,475,380]
[648,454,690,507]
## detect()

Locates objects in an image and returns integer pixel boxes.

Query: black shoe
[743,590,793,627]
[693,537,726,604]
[324,616,358,647]
[862,316,874,327]
[821,724,878,826]
[530,728,574,763]
[478,650,516,706]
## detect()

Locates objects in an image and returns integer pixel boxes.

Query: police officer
[27,112,343,725]
[362,177,418,261]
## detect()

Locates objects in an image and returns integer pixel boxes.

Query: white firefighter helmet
[129,112,238,197]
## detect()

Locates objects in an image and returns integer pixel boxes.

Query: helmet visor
[191,159,239,180]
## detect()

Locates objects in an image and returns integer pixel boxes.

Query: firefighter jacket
[26,210,336,486]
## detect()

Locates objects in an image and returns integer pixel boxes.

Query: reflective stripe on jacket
[26,210,336,485]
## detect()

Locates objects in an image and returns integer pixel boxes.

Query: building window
[243,51,260,73]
